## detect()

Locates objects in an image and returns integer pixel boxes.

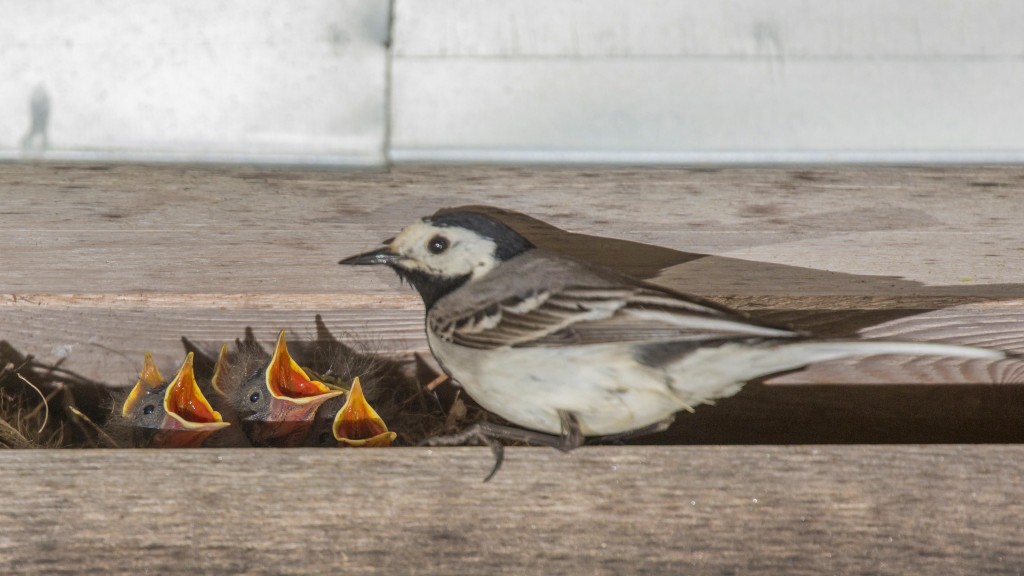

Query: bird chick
[232,331,344,447]
[278,315,449,447]
[119,352,230,448]
[187,317,451,447]
[331,377,397,447]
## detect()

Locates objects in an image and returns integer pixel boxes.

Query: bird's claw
[421,424,505,482]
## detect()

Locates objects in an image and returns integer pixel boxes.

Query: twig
[67,406,121,448]
[444,391,467,430]
[16,374,48,434]
[0,414,32,448]
[23,384,61,426]
[425,373,449,392]
[28,360,101,387]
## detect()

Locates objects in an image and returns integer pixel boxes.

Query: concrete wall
[3,1,1023,165]
[0,0,389,164]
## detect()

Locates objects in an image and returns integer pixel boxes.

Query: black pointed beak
[339,246,400,266]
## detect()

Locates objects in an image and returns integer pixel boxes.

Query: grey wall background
[3,0,1023,165]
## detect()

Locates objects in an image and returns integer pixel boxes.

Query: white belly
[427,330,969,436]
[428,332,688,436]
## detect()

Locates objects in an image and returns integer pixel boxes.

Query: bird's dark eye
[249,391,261,403]
[427,235,449,255]
[142,404,155,415]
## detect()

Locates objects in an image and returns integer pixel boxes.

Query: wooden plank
[0,305,424,387]
[394,0,1024,57]
[1,446,1023,574]
[2,164,1024,384]
[0,1,388,164]
[390,59,1024,160]
[5,299,1024,390]
[3,164,1024,293]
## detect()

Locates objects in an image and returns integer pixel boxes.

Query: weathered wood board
[2,165,1024,573]
[1,446,1022,575]
[2,163,1023,386]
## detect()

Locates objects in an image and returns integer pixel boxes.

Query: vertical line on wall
[382,0,397,168]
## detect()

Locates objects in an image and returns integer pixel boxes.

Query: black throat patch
[391,266,472,310]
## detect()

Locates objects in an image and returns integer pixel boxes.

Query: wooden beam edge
[1,445,1022,574]
[2,292,1016,311]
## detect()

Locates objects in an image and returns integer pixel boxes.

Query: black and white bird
[340,211,1009,470]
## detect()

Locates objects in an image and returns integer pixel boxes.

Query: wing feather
[430,283,797,350]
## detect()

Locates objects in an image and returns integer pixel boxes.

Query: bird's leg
[421,422,510,482]
[556,409,585,452]
[423,410,586,481]
[587,415,676,445]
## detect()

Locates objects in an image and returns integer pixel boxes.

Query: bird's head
[235,330,344,446]
[340,211,535,308]
[121,352,230,448]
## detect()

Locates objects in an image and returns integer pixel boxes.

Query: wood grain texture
[1,446,1022,575]
[3,164,1023,293]
[3,165,1024,572]
[2,164,1024,385]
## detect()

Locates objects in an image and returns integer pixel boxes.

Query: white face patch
[389,221,500,281]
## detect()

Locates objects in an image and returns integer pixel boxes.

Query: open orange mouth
[332,377,396,447]
[122,352,165,417]
[266,331,343,404]
[163,352,229,432]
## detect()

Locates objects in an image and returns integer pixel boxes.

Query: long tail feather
[778,340,1007,363]
[669,339,1009,405]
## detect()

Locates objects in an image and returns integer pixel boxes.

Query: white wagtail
[341,211,1009,477]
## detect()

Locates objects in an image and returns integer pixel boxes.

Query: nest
[0,316,490,449]
[0,340,112,448]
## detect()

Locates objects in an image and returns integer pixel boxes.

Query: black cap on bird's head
[424,211,535,261]
[339,211,535,308]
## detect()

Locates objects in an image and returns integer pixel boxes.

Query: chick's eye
[249,391,261,403]
[427,235,449,255]
[142,404,155,415]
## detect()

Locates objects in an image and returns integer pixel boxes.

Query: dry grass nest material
[0,317,490,449]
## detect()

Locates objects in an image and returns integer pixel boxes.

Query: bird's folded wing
[430,285,798,350]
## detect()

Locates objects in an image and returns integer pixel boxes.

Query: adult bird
[340,211,1009,475]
